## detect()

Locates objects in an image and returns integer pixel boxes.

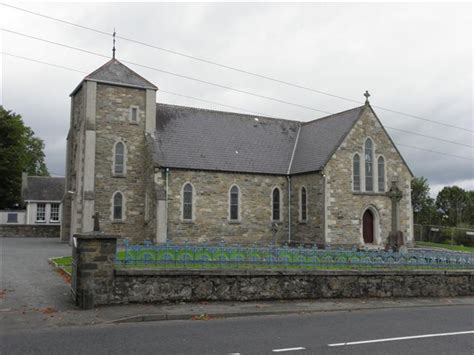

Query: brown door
[363,210,374,244]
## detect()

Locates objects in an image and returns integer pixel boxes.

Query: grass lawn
[50,256,72,274]
[50,254,471,272]
[415,241,474,253]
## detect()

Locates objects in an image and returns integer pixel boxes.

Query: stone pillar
[145,89,157,134]
[71,233,117,309]
[82,81,97,233]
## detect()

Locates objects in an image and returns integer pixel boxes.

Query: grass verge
[50,256,72,275]
[415,241,474,252]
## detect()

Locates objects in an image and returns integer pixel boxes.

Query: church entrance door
[362,209,374,244]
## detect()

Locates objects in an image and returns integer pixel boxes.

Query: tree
[436,186,468,227]
[411,176,436,224]
[0,106,49,209]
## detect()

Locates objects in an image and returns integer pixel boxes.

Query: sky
[1,2,472,197]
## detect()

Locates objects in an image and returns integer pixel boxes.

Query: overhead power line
[382,126,473,149]
[2,51,474,162]
[395,144,474,161]
[2,48,472,150]
[2,2,473,133]
[1,28,332,115]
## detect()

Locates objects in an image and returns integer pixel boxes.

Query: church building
[61,58,414,248]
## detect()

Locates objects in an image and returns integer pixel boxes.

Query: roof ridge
[156,102,298,124]
[302,105,365,126]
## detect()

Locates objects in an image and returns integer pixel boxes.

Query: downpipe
[165,167,169,242]
[287,175,291,244]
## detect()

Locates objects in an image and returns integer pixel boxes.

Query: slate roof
[83,59,157,90]
[153,103,365,175]
[289,106,364,174]
[23,176,65,201]
[154,104,300,175]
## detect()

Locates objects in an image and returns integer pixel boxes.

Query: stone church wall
[93,84,152,242]
[324,107,413,247]
[162,169,290,245]
[289,173,325,245]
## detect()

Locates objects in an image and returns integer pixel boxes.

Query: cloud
[1,2,472,191]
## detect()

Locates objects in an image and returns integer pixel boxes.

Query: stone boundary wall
[72,234,474,309]
[114,269,473,304]
[0,224,60,238]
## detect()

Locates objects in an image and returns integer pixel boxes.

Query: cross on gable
[364,90,370,104]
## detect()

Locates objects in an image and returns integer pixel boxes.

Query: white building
[21,174,65,225]
[0,173,65,226]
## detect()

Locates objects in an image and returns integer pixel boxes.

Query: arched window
[353,154,361,191]
[300,187,307,222]
[272,187,281,221]
[365,138,373,191]
[113,192,123,220]
[229,185,239,221]
[114,142,125,175]
[182,183,193,221]
[378,156,385,192]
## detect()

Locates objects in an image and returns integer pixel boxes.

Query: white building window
[129,106,139,124]
[182,183,193,221]
[113,192,124,221]
[378,156,385,192]
[36,203,46,222]
[300,186,307,222]
[50,203,60,222]
[113,141,125,175]
[353,154,361,191]
[272,187,281,221]
[229,185,240,221]
[365,138,374,192]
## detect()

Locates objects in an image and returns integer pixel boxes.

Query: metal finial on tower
[364,90,370,105]
[112,28,116,59]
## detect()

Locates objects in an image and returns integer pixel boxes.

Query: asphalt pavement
[1,305,473,354]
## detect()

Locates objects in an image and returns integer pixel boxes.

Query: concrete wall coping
[115,268,474,277]
[74,233,119,240]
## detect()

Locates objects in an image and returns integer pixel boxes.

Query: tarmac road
[1,305,473,354]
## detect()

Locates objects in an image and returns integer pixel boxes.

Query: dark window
[272,188,281,221]
[378,156,385,192]
[50,203,60,222]
[230,185,239,220]
[36,203,46,222]
[365,139,373,191]
[300,187,307,221]
[353,154,361,191]
[183,183,193,220]
[113,192,123,220]
[114,142,124,174]
[7,213,17,223]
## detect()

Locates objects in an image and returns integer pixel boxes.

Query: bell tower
[61,57,158,242]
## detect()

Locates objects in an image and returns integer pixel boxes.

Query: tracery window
[365,138,374,191]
